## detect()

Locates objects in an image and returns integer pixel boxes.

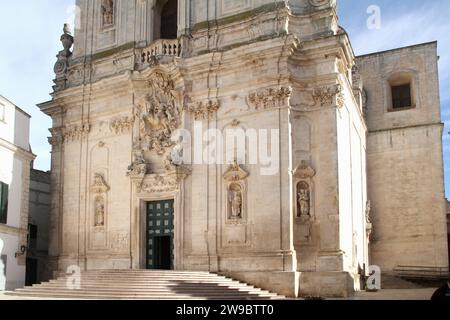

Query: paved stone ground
[0,288,438,300]
[342,288,437,300]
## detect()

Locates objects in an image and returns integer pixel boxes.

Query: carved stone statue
[94,196,105,227]
[229,184,243,219]
[101,0,114,26]
[297,182,310,217]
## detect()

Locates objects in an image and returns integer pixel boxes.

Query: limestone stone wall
[42,0,370,298]
[357,43,449,273]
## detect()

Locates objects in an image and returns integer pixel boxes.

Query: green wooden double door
[146,200,174,270]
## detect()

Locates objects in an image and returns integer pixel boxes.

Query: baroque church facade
[39,0,449,297]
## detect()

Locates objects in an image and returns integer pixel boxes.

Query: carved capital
[185,100,220,120]
[248,87,291,110]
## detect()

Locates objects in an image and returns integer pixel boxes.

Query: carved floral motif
[248,87,291,110]
[110,116,134,134]
[185,100,220,120]
[312,85,343,108]
[62,123,91,143]
[137,175,178,193]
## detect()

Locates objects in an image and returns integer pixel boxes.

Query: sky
[0,0,449,198]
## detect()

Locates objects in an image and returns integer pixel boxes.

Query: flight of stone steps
[6,270,284,300]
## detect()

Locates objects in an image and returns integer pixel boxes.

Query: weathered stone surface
[38,0,448,298]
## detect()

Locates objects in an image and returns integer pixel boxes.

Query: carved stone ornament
[110,116,134,134]
[248,87,291,110]
[53,24,74,91]
[293,160,316,179]
[223,161,249,222]
[297,181,311,218]
[101,0,115,27]
[62,123,91,143]
[91,173,110,194]
[137,175,178,194]
[134,71,181,155]
[185,100,220,120]
[223,161,250,182]
[312,84,343,108]
[90,174,110,228]
[365,200,373,241]
[127,150,148,178]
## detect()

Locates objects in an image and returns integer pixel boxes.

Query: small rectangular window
[0,182,9,225]
[391,84,412,109]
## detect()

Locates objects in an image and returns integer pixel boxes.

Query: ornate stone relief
[136,175,177,194]
[247,87,291,110]
[312,84,343,108]
[110,116,134,134]
[133,71,182,155]
[365,200,373,242]
[101,0,115,27]
[185,100,220,120]
[53,24,74,91]
[90,173,110,229]
[127,150,149,178]
[62,123,91,143]
[223,161,249,223]
[293,161,316,222]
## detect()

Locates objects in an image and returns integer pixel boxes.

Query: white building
[0,95,35,291]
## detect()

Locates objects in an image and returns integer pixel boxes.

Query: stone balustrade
[138,39,182,65]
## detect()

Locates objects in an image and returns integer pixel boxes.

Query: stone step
[7,270,284,300]
[27,288,272,296]
[8,292,280,300]
[38,283,259,290]
[49,279,241,285]
[14,289,277,298]
[27,284,269,293]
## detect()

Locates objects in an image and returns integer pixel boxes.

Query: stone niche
[293,160,316,243]
[222,161,250,247]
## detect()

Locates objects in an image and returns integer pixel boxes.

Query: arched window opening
[154,0,178,41]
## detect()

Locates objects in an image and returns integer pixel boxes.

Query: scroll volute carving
[91,173,110,229]
[293,161,316,222]
[223,161,249,223]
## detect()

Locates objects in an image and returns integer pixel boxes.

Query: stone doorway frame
[130,171,189,271]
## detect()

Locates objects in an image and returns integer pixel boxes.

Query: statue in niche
[297,181,311,218]
[101,0,114,26]
[228,184,243,219]
[94,196,105,227]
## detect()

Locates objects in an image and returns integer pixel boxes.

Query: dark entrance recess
[160,0,178,39]
[146,200,174,270]
[25,258,38,286]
